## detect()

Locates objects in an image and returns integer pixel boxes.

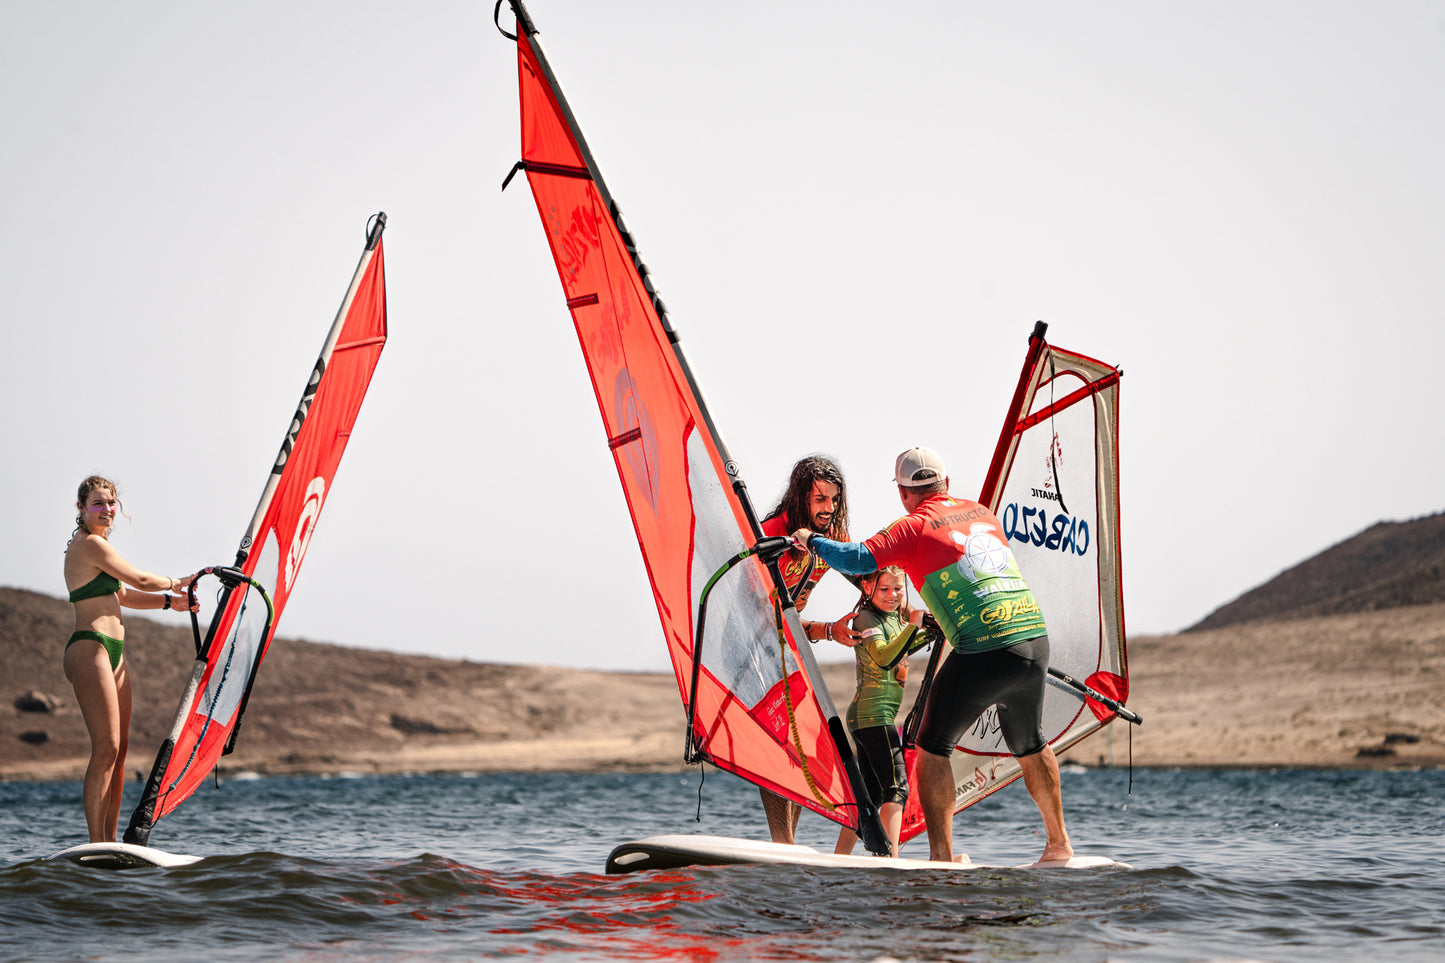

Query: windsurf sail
[897,321,1132,842]
[498,0,889,856]
[125,213,389,846]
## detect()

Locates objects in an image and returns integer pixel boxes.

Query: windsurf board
[604,834,1130,874]
[46,841,202,870]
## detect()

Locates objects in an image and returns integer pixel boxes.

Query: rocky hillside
[0,586,682,782]
[1188,511,1445,631]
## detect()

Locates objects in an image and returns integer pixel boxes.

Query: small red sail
[897,322,1128,842]
[503,2,887,852]
[126,215,388,845]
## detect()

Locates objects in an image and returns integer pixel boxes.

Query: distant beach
[3,587,1441,781]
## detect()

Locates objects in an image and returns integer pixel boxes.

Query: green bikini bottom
[67,630,124,671]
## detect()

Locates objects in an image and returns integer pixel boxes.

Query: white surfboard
[604,834,1130,875]
[46,841,202,870]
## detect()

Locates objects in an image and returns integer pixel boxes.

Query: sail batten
[1015,371,1123,432]
[124,215,389,846]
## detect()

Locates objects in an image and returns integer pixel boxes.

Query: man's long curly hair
[763,455,849,541]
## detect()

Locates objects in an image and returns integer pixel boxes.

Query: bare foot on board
[1036,842,1074,865]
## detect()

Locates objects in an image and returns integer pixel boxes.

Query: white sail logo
[285,476,326,592]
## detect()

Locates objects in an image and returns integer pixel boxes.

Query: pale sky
[3,1,1442,673]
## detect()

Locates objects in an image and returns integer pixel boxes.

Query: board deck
[46,841,202,869]
[605,834,1130,875]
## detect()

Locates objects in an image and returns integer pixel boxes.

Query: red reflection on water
[478,869,794,959]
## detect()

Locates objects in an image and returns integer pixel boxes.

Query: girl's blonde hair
[855,565,913,621]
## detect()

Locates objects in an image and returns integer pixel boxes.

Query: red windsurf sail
[125,214,388,845]
[499,1,888,855]
[897,321,1132,842]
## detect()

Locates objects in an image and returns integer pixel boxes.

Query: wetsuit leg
[852,725,909,806]
[992,635,1050,758]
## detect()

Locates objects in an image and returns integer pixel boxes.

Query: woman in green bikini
[64,475,195,843]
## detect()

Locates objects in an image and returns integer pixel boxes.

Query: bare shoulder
[68,532,109,561]
[65,533,119,580]
[63,534,94,586]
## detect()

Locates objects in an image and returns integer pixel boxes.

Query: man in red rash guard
[756,455,860,845]
[794,447,1073,865]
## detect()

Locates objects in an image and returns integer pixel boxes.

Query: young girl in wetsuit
[834,565,928,856]
[63,475,195,843]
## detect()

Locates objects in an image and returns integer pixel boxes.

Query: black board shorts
[915,634,1050,759]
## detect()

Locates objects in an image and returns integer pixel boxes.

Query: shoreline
[5,588,1443,783]
[6,756,1440,786]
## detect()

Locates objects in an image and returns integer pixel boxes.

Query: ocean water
[1,766,1442,961]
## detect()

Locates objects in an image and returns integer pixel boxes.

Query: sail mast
[981,321,1049,502]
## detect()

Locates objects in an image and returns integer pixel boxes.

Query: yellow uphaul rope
[771,592,835,812]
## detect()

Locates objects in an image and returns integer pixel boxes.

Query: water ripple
[3,768,1444,961]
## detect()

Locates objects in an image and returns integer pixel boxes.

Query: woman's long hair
[762,455,849,541]
[73,474,123,539]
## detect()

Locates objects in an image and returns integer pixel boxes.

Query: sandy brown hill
[5,585,1444,782]
[1190,510,1445,631]
[1,587,680,781]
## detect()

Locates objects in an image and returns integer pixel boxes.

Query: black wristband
[163,595,171,610]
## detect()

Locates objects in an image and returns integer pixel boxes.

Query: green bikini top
[69,571,122,602]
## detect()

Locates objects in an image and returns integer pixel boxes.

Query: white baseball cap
[894,447,947,487]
